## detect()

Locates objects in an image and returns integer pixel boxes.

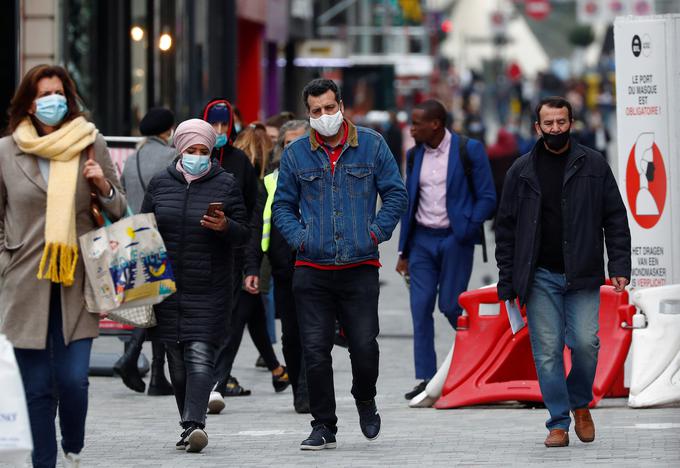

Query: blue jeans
[14,285,92,468]
[526,268,600,431]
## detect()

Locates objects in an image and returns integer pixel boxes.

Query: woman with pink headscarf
[141,118,249,453]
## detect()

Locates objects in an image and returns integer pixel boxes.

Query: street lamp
[158,33,172,52]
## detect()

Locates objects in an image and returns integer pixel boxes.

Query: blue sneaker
[300,425,337,451]
[356,399,381,440]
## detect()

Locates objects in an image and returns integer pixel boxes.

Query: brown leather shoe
[544,429,569,447]
[573,408,595,442]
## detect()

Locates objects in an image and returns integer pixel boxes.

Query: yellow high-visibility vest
[261,170,278,252]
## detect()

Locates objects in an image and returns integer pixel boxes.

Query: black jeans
[292,265,380,429]
[165,341,216,428]
[213,290,280,389]
[274,274,304,397]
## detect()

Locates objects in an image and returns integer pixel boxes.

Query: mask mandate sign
[614,15,680,288]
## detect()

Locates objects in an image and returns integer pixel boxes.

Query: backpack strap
[457,135,488,262]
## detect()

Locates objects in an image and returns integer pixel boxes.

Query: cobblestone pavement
[4,230,679,467]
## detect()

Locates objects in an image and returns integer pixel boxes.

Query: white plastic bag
[0,334,32,466]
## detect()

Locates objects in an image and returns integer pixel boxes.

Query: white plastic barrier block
[628,284,680,408]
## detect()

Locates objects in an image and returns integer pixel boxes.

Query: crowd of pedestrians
[0,64,631,466]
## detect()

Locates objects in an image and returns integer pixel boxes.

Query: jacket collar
[309,118,358,151]
[520,138,585,191]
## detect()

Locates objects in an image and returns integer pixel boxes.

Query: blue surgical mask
[215,133,228,148]
[182,154,210,175]
[34,94,68,126]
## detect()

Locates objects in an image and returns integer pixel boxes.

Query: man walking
[397,100,496,400]
[495,96,631,447]
[273,79,407,450]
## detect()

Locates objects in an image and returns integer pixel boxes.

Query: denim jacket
[272,120,407,265]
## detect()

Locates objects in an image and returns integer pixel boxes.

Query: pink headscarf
[173,118,217,154]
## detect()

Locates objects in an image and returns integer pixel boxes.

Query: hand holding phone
[202,202,227,231]
[206,202,224,218]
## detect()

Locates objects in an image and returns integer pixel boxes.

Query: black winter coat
[142,162,250,344]
[495,139,631,305]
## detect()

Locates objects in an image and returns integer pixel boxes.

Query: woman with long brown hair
[0,65,126,467]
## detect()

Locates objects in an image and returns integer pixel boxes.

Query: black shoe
[113,354,146,393]
[272,367,290,393]
[178,423,208,453]
[148,341,174,396]
[356,399,381,440]
[300,425,337,451]
[404,380,429,400]
[223,376,251,397]
[175,426,190,450]
[255,355,267,368]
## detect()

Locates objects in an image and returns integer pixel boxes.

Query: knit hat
[173,119,217,154]
[206,103,231,124]
[139,107,175,136]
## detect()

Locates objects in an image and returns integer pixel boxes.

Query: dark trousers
[165,341,216,428]
[292,266,380,429]
[14,284,92,468]
[213,290,280,389]
[274,274,304,397]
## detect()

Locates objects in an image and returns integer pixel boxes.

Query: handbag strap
[87,145,106,227]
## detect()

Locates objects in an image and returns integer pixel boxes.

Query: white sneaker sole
[300,441,337,451]
[207,393,225,414]
[186,429,208,453]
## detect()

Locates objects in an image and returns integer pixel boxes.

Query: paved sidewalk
[4,232,680,467]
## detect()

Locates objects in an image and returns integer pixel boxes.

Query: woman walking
[141,119,249,453]
[0,64,127,468]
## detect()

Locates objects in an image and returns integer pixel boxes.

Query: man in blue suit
[397,100,496,399]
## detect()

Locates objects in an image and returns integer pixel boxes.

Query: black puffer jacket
[495,139,631,305]
[142,161,250,344]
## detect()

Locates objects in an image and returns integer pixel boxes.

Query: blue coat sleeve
[370,136,408,243]
[272,147,305,250]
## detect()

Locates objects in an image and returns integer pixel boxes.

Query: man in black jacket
[495,97,631,448]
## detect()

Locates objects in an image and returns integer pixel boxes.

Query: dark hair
[265,111,295,129]
[535,96,573,123]
[302,79,341,109]
[7,64,84,134]
[415,99,448,127]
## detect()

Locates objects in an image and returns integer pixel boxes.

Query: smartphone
[206,202,224,218]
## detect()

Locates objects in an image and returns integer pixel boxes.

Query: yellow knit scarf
[13,117,98,286]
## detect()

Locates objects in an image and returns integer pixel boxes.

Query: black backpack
[406,135,488,262]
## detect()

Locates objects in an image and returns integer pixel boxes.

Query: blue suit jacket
[398,132,496,258]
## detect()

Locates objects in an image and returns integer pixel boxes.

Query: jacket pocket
[298,169,324,201]
[345,165,372,198]
[0,240,24,277]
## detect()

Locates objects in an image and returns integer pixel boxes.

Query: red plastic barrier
[435,285,635,409]
[99,318,134,336]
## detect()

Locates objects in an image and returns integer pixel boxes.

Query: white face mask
[309,110,343,137]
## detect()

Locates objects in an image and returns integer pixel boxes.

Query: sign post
[614,15,680,288]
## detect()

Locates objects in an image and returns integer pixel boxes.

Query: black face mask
[645,161,656,181]
[542,129,571,151]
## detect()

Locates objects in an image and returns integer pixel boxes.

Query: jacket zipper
[176,183,190,342]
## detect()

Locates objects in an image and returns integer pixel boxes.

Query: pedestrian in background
[255,119,311,413]
[495,96,631,447]
[115,106,176,396]
[141,118,250,453]
[273,78,407,450]
[0,64,127,468]
[201,98,259,399]
[206,122,290,414]
[397,99,496,401]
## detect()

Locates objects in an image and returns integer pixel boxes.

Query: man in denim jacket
[273,79,407,450]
